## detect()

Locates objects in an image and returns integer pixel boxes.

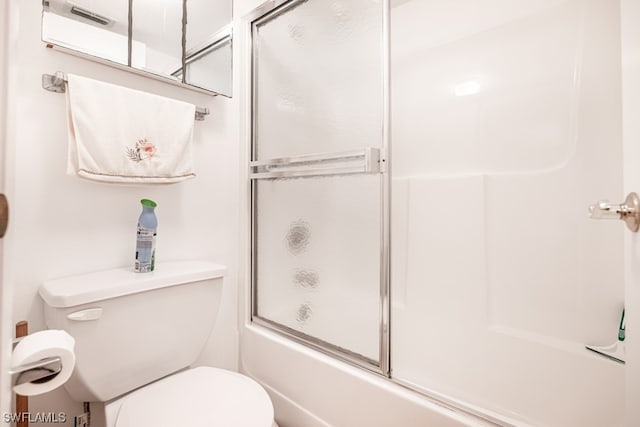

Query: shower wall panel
[390,0,625,425]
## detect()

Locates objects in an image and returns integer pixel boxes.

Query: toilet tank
[39,260,226,402]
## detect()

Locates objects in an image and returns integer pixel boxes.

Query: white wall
[5,1,239,425]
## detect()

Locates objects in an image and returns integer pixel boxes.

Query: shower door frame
[247,0,392,376]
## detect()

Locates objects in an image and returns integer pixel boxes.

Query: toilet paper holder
[10,337,62,386]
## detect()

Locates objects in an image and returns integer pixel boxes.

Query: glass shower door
[250,0,387,368]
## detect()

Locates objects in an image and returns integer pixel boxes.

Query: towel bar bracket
[42,71,66,93]
[194,107,209,121]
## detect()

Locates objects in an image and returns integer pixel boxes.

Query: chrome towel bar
[42,71,210,121]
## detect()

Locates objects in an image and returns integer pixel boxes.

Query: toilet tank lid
[39,261,226,308]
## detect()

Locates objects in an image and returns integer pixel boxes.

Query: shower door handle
[249,147,384,180]
[589,192,640,232]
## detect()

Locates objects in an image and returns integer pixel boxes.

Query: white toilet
[39,260,275,427]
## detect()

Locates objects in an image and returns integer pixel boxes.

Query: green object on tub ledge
[585,308,625,364]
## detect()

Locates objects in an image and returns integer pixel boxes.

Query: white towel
[66,74,196,184]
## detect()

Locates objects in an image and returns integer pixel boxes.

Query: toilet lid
[109,367,274,427]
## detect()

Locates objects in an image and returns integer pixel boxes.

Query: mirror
[42,0,233,97]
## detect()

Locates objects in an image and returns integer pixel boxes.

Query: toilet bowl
[39,261,275,427]
[105,368,273,427]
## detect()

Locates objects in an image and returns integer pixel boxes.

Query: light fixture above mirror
[41,0,233,97]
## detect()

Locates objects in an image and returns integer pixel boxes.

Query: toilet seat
[106,367,274,427]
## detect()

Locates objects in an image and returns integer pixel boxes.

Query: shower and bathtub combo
[240,0,628,426]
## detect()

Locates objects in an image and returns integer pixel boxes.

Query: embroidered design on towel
[126,138,157,162]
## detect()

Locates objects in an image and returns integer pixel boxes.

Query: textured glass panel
[253,0,383,160]
[256,175,381,361]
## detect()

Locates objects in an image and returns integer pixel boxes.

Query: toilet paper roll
[11,330,76,396]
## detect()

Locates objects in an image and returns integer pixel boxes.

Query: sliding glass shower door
[249,0,387,368]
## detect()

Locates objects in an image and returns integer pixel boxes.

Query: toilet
[39,260,275,427]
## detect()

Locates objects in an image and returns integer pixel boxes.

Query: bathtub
[240,323,504,427]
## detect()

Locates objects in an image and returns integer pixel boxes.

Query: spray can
[135,199,157,273]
